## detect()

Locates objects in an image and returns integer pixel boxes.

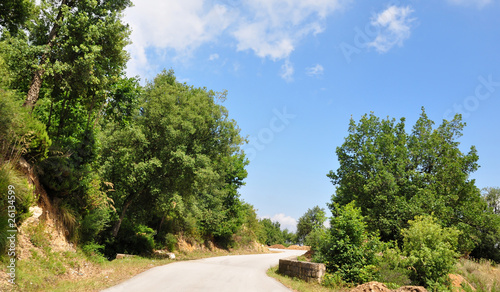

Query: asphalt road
[102,249,307,292]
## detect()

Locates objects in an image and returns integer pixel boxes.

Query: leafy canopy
[296,205,326,244]
[327,108,494,257]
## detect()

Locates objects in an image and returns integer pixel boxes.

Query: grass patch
[267,266,349,292]
[456,258,500,292]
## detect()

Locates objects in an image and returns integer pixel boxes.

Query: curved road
[102,249,306,292]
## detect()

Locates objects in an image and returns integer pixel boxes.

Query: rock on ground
[351,281,427,292]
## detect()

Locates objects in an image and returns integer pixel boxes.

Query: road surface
[102,249,306,292]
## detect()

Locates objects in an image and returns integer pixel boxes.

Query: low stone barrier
[278,257,326,283]
[115,253,135,259]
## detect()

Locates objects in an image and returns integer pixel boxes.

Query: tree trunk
[23,0,68,110]
[158,215,166,234]
[112,194,136,237]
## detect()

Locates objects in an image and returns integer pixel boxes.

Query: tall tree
[100,70,247,238]
[22,0,131,112]
[483,187,500,214]
[328,108,497,257]
[258,218,284,246]
[296,205,326,243]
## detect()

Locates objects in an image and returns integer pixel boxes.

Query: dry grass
[49,256,176,292]
[456,258,500,292]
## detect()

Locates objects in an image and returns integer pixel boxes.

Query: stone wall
[278,257,326,283]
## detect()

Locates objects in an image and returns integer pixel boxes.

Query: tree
[483,187,500,214]
[22,0,131,110]
[282,229,297,245]
[402,215,460,289]
[99,70,247,239]
[258,218,284,246]
[0,0,35,36]
[315,202,378,284]
[327,108,497,257]
[296,205,326,244]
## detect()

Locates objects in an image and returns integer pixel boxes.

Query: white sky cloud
[446,0,492,8]
[368,5,416,53]
[306,64,324,77]
[280,59,294,82]
[123,0,349,78]
[232,0,346,60]
[209,53,220,61]
[262,213,298,232]
[124,0,235,77]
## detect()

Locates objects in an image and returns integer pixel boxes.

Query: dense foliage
[402,215,460,289]
[310,110,500,289]
[296,205,326,244]
[314,202,379,284]
[327,109,500,259]
[0,0,260,258]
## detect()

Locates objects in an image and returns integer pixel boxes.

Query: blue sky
[123,0,500,232]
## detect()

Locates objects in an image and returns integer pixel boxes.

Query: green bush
[105,220,156,257]
[314,202,380,284]
[374,244,411,288]
[0,90,51,162]
[80,207,111,244]
[0,162,36,255]
[164,233,177,251]
[81,241,106,263]
[321,272,346,289]
[304,228,327,250]
[402,215,460,290]
[78,173,113,244]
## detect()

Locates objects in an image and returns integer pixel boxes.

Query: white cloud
[123,0,236,77]
[209,53,220,61]
[262,213,298,232]
[306,64,324,77]
[233,0,346,60]
[368,5,416,53]
[123,0,349,78]
[280,59,294,82]
[446,0,492,8]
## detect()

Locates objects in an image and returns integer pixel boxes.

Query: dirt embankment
[268,244,311,250]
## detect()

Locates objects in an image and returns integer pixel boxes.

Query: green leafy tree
[0,0,36,36]
[23,0,131,110]
[0,0,133,244]
[304,228,327,249]
[100,70,247,242]
[483,187,500,214]
[315,202,379,284]
[258,218,284,246]
[282,229,297,245]
[402,215,460,290]
[296,205,326,244]
[327,108,497,257]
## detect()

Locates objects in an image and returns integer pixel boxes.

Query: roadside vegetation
[1,2,500,292]
[274,111,500,291]
[0,1,269,289]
